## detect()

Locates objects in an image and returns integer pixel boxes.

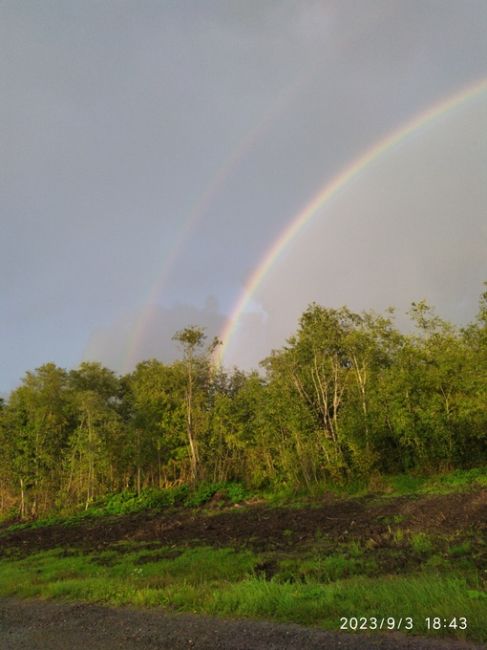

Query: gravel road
[0,598,484,650]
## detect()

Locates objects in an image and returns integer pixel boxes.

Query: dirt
[0,490,486,648]
[1,598,485,650]
[0,488,485,558]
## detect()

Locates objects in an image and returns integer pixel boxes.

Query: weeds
[386,467,487,497]
[1,481,252,536]
[2,467,485,537]
[410,532,434,554]
[0,466,485,642]
[212,573,486,638]
[449,541,472,557]
[275,551,377,584]
[1,547,484,640]
[391,528,405,544]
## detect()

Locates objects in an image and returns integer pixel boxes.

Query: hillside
[0,477,485,646]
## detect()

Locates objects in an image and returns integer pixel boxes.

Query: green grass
[210,574,486,638]
[0,542,485,642]
[0,481,253,535]
[260,466,486,505]
[0,546,257,604]
[0,545,257,587]
[2,467,485,536]
[0,467,485,641]
[410,532,434,554]
[276,553,378,584]
[0,548,484,641]
[449,541,472,557]
[386,466,487,496]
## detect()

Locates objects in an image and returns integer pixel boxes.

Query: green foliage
[385,467,487,496]
[100,486,190,513]
[211,574,486,639]
[224,482,249,503]
[410,532,434,554]
[1,544,485,641]
[276,549,377,584]
[449,542,472,557]
[1,481,251,532]
[104,481,250,511]
[0,286,486,518]
[184,482,221,507]
[422,467,487,492]
[388,474,427,494]
[182,481,249,507]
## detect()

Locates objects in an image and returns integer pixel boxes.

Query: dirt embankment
[0,490,486,649]
[1,488,485,556]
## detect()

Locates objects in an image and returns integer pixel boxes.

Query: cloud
[83,297,225,374]
[1,1,487,390]
[224,94,487,370]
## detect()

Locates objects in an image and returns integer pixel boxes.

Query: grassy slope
[0,467,486,642]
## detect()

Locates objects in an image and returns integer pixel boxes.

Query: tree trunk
[19,478,25,520]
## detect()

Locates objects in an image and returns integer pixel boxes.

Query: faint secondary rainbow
[218,76,487,365]
[121,73,313,374]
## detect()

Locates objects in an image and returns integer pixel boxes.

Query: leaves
[0,285,486,517]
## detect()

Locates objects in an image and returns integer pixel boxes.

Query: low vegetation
[0,289,485,642]
[1,544,485,638]
[0,469,485,642]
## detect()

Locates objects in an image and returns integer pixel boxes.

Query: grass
[212,573,486,638]
[410,532,434,554]
[260,466,487,505]
[0,466,485,642]
[386,466,487,496]
[0,546,257,601]
[2,466,485,536]
[0,481,253,535]
[276,552,378,583]
[449,541,472,557]
[0,545,484,641]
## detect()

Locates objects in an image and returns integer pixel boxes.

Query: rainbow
[121,74,311,373]
[218,76,487,365]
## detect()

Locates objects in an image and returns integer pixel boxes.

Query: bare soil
[0,488,485,558]
[0,489,485,649]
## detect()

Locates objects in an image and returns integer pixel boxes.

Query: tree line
[1,288,486,518]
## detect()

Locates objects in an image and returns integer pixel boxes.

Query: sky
[2,1,487,393]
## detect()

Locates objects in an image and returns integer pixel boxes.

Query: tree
[3,364,71,517]
[122,359,187,490]
[208,369,269,484]
[66,362,123,508]
[172,326,213,482]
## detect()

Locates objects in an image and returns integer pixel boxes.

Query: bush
[91,482,249,515]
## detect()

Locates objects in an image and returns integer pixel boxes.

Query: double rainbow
[218,77,487,365]
[121,74,310,373]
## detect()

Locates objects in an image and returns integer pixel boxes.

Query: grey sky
[2,1,487,391]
